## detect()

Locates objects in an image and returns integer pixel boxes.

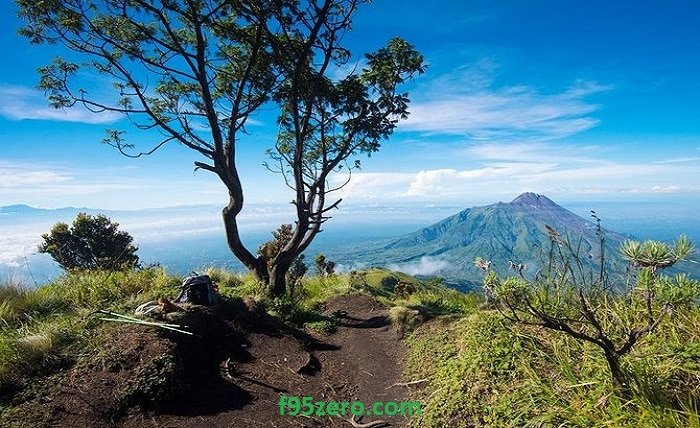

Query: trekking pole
[93,309,196,336]
[98,317,196,336]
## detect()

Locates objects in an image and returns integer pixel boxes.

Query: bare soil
[5,294,412,428]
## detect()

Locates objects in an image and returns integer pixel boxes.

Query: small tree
[379,274,399,290]
[348,270,368,290]
[313,254,335,276]
[287,254,308,299]
[481,231,699,397]
[38,213,139,271]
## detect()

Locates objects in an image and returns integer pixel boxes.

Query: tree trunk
[267,254,294,297]
[604,351,630,398]
[222,200,267,280]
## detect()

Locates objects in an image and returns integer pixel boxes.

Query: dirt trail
[12,295,412,428]
[129,294,411,428]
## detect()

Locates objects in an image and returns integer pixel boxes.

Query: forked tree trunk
[222,202,268,283]
[222,201,293,297]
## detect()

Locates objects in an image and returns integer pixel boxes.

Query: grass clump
[0,282,70,328]
[388,306,424,338]
[0,267,182,395]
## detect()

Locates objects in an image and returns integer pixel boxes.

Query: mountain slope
[333,193,634,290]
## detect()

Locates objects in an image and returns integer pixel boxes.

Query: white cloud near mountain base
[388,256,449,276]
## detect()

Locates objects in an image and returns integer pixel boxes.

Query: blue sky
[1,0,699,209]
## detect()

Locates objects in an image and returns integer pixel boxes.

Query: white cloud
[0,168,72,188]
[333,142,699,202]
[387,256,448,276]
[0,159,147,205]
[0,84,120,124]
[405,163,557,196]
[464,142,610,165]
[653,157,700,164]
[402,63,610,142]
[642,186,682,193]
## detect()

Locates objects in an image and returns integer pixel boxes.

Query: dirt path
[118,294,412,428]
[5,295,412,427]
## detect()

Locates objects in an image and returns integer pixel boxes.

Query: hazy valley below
[2,197,698,287]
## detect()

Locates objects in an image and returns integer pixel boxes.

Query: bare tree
[17,0,425,296]
[480,230,699,397]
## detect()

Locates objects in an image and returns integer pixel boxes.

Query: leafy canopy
[38,213,139,271]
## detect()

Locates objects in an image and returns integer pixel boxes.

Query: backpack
[175,274,218,306]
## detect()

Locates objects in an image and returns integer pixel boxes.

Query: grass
[404,305,700,427]
[0,267,182,394]
[1,265,698,427]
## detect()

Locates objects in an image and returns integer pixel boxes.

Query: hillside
[2,266,699,427]
[334,193,699,290]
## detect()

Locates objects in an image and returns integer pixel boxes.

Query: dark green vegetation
[38,212,139,271]
[405,309,700,427]
[16,0,425,297]
[335,192,700,289]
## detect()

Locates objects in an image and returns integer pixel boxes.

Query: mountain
[332,193,638,290]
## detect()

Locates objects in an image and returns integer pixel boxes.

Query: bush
[380,274,399,290]
[38,212,139,271]
[348,270,368,291]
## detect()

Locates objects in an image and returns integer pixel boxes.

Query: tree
[314,253,335,276]
[480,231,699,397]
[38,212,139,271]
[314,254,327,276]
[17,0,425,297]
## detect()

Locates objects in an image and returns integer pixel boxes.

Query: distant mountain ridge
[333,193,641,290]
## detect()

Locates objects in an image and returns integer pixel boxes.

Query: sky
[1,0,699,210]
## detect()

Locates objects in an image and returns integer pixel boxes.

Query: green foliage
[621,236,694,271]
[257,224,294,270]
[0,267,180,394]
[0,282,69,328]
[291,273,350,310]
[41,267,179,309]
[394,281,417,297]
[388,306,422,337]
[314,253,336,277]
[348,270,368,291]
[261,295,337,332]
[122,353,183,408]
[287,254,308,296]
[379,274,399,290]
[38,213,139,271]
[405,308,700,427]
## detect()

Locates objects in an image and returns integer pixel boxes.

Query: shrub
[348,270,368,290]
[314,254,336,276]
[380,274,399,290]
[38,212,139,271]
